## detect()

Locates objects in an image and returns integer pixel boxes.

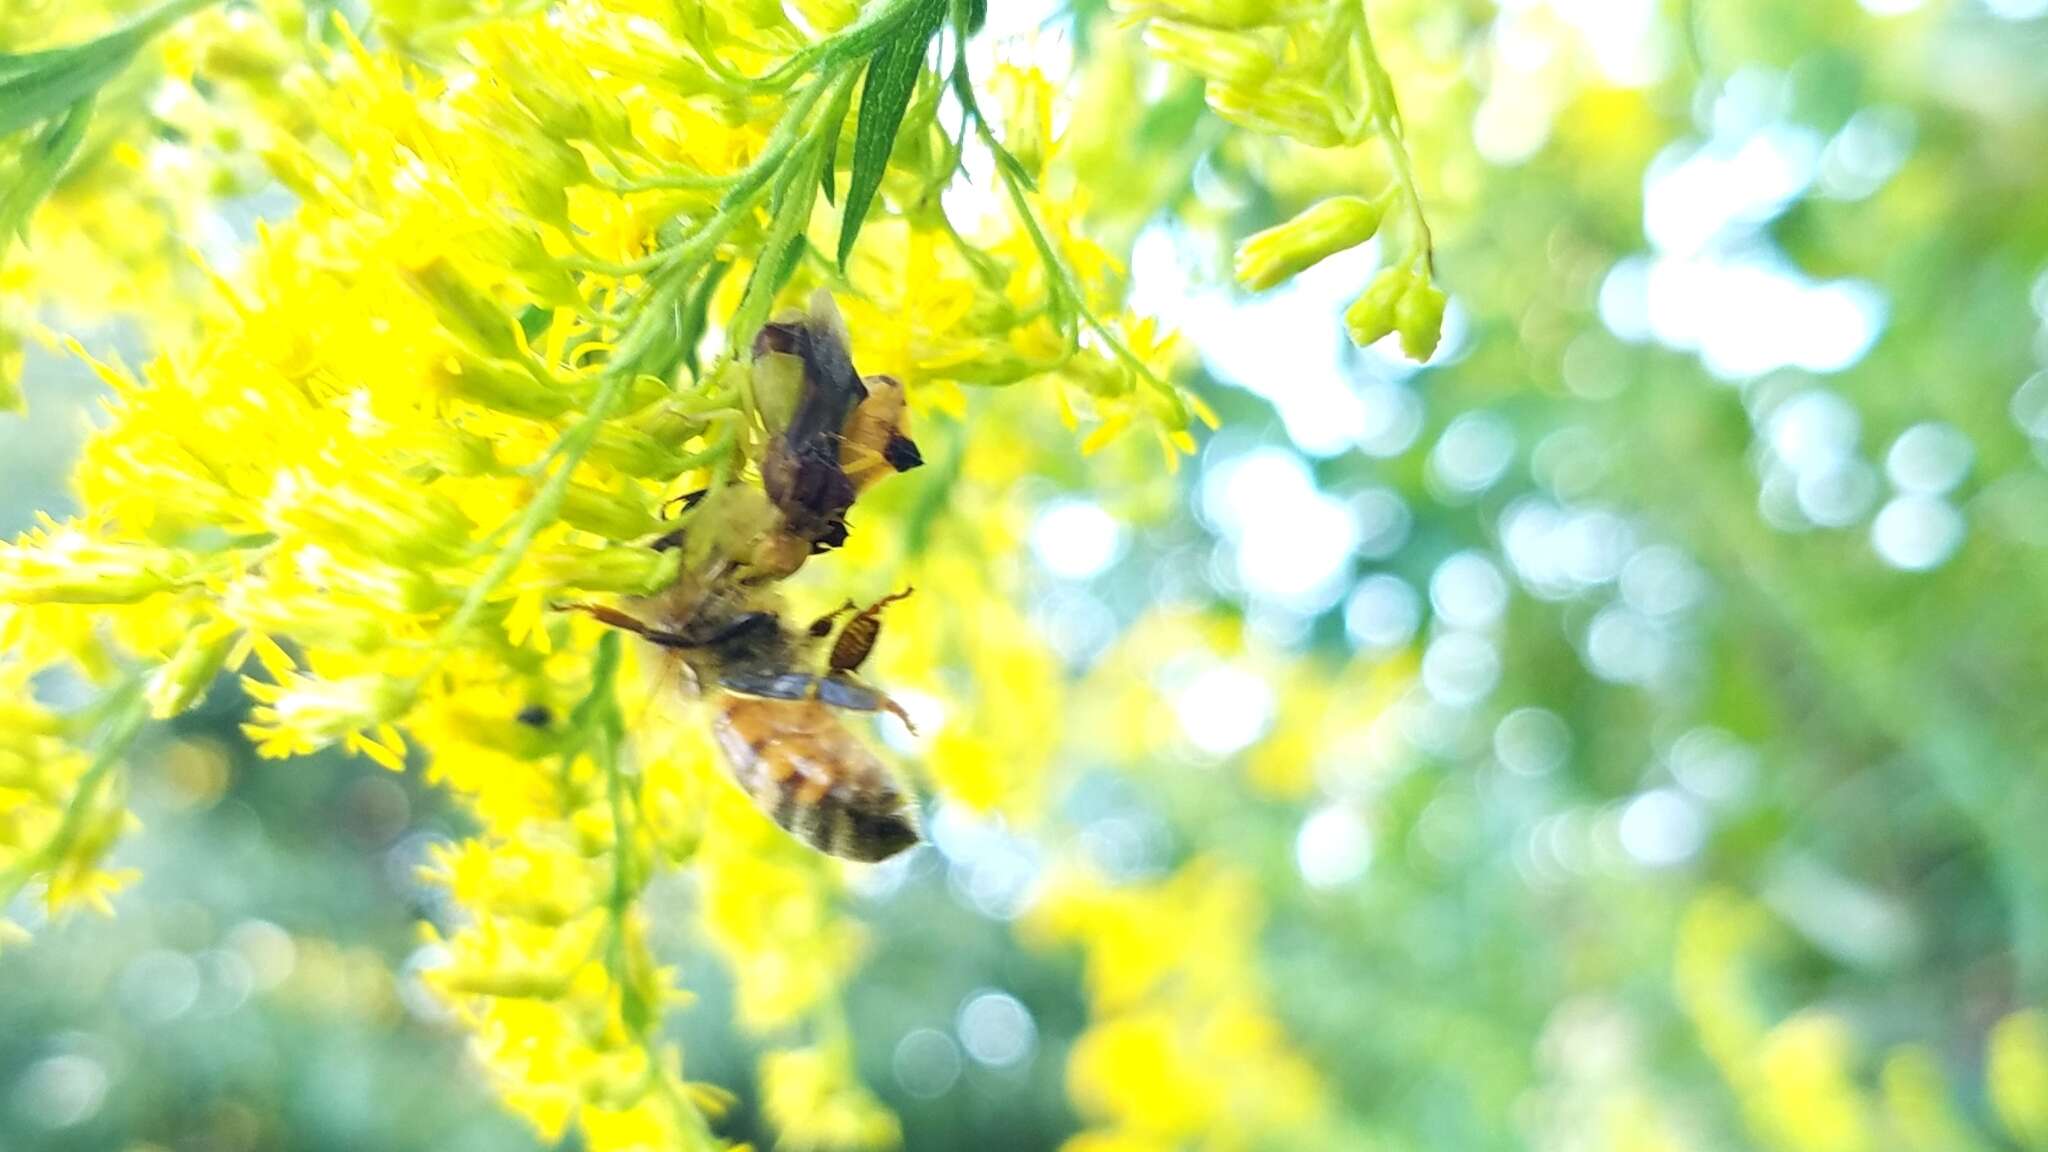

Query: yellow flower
[1144,20,1278,87]
[1067,1010,1219,1138]
[1030,861,1333,1149]
[760,1045,901,1151]
[696,781,867,1032]
[1990,1011,2048,1149]
[0,516,208,605]
[1882,1047,1992,1152]
[243,672,416,768]
[1754,1014,1875,1152]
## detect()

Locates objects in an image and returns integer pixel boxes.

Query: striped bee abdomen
[711,695,920,863]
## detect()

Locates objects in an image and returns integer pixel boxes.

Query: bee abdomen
[771,783,920,864]
[713,700,920,863]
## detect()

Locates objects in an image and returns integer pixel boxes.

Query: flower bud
[1117,0,1278,29]
[559,483,665,542]
[1144,22,1276,87]
[223,579,392,652]
[0,521,200,605]
[407,261,524,363]
[264,468,475,568]
[991,64,1053,177]
[148,623,237,719]
[1234,196,1385,292]
[1206,80,1345,148]
[590,422,683,479]
[1141,379,1192,429]
[1396,278,1448,362]
[531,544,680,595]
[244,672,416,760]
[1344,267,1411,347]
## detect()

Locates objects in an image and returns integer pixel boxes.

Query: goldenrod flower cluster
[0,1,1439,1148]
[1029,860,1336,1152]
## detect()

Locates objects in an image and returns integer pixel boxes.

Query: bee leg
[808,600,858,638]
[874,686,919,736]
[661,488,709,517]
[815,674,917,734]
[556,602,703,650]
[827,587,915,676]
[650,489,711,551]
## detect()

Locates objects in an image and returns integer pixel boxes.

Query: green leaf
[0,0,216,134]
[947,45,1036,192]
[0,47,77,81]
[836,0,946,270]
[766,171,821,295]
[677,259,731,380]
[965,0,988,33]
[1,95,96,254]
[0,0,223,265]
[817,91,849,207]
[0,47,130,139]
[734,135,829,342]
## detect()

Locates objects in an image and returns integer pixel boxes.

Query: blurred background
[7,0,2048,1148]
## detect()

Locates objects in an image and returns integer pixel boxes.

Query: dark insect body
[753,291,921,557]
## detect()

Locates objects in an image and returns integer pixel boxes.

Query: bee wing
[719,670,817,701]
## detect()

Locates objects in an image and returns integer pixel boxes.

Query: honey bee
[564,290,929,861]
[568,586,921,862]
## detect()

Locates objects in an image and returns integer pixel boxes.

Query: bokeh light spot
[1871,494,1964,570]
[1295,805,1373,890]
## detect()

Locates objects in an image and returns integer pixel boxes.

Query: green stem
[0,675,148,911]
[716,73,836,213]
[1352,0,1434,271]
[608,169,740,194]
[976,117,1172,397]
[561,246,680,279]
[582,632,716,1141]
[727,80,847,347]
[422,371,632,664]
